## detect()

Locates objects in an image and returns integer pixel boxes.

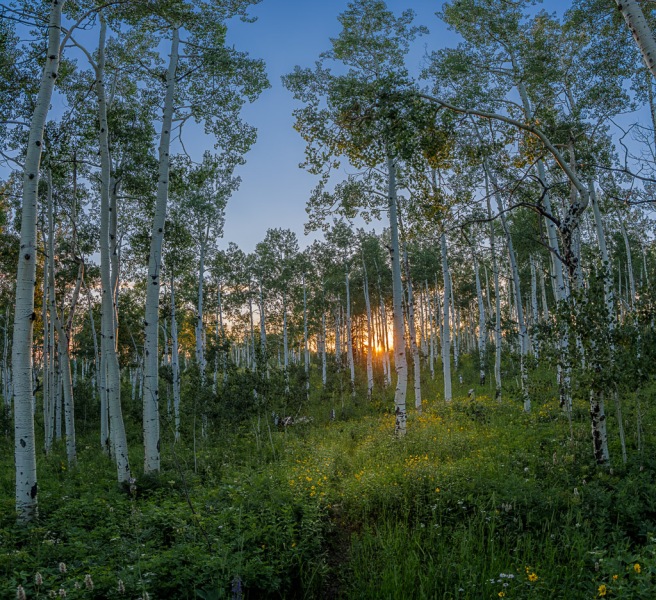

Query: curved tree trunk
[13,0,65,521]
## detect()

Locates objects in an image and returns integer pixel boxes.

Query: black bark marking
[29,174,35,180]
[20,438,26,447]
[24,254,30,260]
[30,483,38,499]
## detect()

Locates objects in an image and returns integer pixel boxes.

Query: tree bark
[13,0,66,521]
[97,17,129,480]
[440,233,453,403]
[615,0,656,80]
[143,29,179,474]
[388,156,407,434]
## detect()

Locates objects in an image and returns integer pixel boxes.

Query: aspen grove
[1,0,656,598]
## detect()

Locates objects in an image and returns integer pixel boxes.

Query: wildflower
[16,586,27,600]
[498,593,506,598]
[118,579,126,594]
[612,574,618,581]
[35,572,43,586]
[598,584,607,597]
[528,572,538,582]
[58,589,67,598]
[84,574,94,590]
[58,562,67,574]
[634,563,641,573]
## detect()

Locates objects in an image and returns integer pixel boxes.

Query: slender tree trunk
[474,254,486,385]
[170,273,181,442]
[530,255,540,357]
[388,156,407,434]
[143,29,179,474]
[46,172,81,466]
[13,0,65,521]
[196,229,209,380]
[345,266,355,395]
[303,275,310,395]
[440,233,452,403]
[321,311,327,387]
[362,256,374,398]
[484,174,502,401]
[487,163,530,410]
[42,254,51,454]
[426,282,435,380]
[97,18,129,480]
[399,236,421,412]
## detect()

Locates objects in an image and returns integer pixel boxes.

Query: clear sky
[219,1,463,253]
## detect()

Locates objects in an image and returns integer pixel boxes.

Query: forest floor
[2,365,656,599]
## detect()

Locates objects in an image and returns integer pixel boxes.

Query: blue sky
[219,1,463,253]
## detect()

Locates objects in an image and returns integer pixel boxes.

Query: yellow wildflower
[612,575,618,581]
[634,563,641,573]
[498,593,505,598]
[528,572,538,582]
[598,584,607,597]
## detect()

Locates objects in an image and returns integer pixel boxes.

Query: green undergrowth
[1,370,656,598]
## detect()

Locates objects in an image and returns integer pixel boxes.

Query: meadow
[2,359,656,599]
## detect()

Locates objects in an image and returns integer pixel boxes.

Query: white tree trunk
[484,176,502,401]
[474,254,486,385]
[97,18,129,480]
[196,231,208,380]
[426,282,435,380]
[345,268,355,394]
[362,257,374,398]
[321,312,327,386]
[487,164,530,411]
[170,274,181,442]
[42,257,52,454]
[13,0,65,521]
[615,0,656,79]
[303,275,310,394]
[46,173,80,466]
[530,255,540,357]
[440,233,452,403]
[143,30,179,474]
[402,244,422,412]
[388,156,407,435]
